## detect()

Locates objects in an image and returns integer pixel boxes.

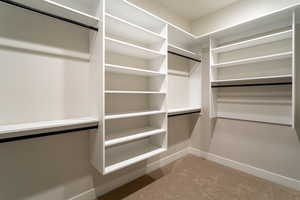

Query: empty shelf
[212,52,293,68]
[9,0,100,30]
[168,44,201,61]
[211,74,292,86]
[105,110,166,120]
[105,127,165,147]
[105,37,165,59]
[105,64,165,76]
[168,107,201,116]
[105,90,166,94]
[212,30,293,53]
[105,142,166,174]
[0,117,98,139]
[105,13,165,45]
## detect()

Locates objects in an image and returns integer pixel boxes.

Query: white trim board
[188,147,300,191]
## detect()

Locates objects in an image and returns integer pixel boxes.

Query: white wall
[192,0,300,36]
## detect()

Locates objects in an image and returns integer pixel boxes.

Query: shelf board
[105,90,166,94]
[0,117,98,139]
[168,69,190,77]
[168,44,200,61]
[217,112,292,126]
[168,107,202,116]
[211,74,292,86]
[106,0,166,34]
[105,127,165,147]
[105,13,165,45]
[212,30,293,53]
[105,110,166,120]
[10,0,100,29]
[105,37,165,59]
[212,52,293,68]
[105,144,166,174]
[105,64,165,76]
[217,99,292,105]
[168,24,196,47]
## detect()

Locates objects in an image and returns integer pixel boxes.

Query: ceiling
[152,0,240,21]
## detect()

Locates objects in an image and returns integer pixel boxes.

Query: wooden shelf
[105,64,165,76]
[168,24,195,47]
[10,0,100,29]
[168,44,200,61]
[217,112,292,126]
[105,127,165,147]
[212,30,293,53]
[168,107,201,116]
[105,13,165,45]
[105,37,165,59]
[212,52,293,68]
[211,74,292,86]
[105,90,166,94]
[105,141,166,173]
[168,69,190,77]
[0,117,98,139]
[105,110,166,120]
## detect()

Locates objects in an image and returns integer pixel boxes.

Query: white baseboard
[69,188,96,200]
[189,147,300,191]
[69,148,189,200]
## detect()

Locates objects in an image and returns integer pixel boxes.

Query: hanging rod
[0,125,98,144]
[168,111,201,117]
[168,51,202,63]
[0,0,98,31]
[211,82,292,88]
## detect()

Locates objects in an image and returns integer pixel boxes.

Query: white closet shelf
[105,37,165,59]
[105,145,166,174]
[168,24,196,47]
[105,127,165,147]
[105,13,165,45]
[168,44,200,60]
[211,74,292,85]
[106,0,166,34]
[168,107,202,116]
[10,0,100,29]
[105,90,166,94]
[105,110,166,120]
[105,64,165,76]
[0,117,98,139]
[168,69,190,77]
[212,30,293,53]
[217,112,292,126]
[212,51,293,68]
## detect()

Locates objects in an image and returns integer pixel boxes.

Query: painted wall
[191,0,300,36]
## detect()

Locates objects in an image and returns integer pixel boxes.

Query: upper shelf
[105,13,166,45]
[212,30,293,53]
[8,0,100,30]
[168,24,195,47]
[105,64,166,77]
[168,107,202,117]
[106,0,166,34]
[212,52,293,68]
[105,37,165,59]
[168,44,201,61]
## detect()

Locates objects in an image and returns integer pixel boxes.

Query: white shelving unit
[209,11,295,126]
[90,0,168,175]
[9,0,101,29]
[0,0,102,140]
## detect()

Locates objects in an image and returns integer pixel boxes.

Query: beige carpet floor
[99,155,300,200]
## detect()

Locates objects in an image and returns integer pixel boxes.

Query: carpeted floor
[99,155,300,200]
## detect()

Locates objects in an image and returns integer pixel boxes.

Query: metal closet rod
[211,82,292,88]
[0,0,98,31]
[168,51,202,63]
[0,125,98,144]
[168,111,201,117]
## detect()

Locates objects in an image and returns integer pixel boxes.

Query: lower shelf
[105,110,166,120]
[105,140,166,174]
[168,107,201,117]
[217,112,292,126]
[0,117,99,140]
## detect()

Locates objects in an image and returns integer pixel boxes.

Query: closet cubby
[209,11,295,125]
[0,0,102,139]
[90,0,168,174]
